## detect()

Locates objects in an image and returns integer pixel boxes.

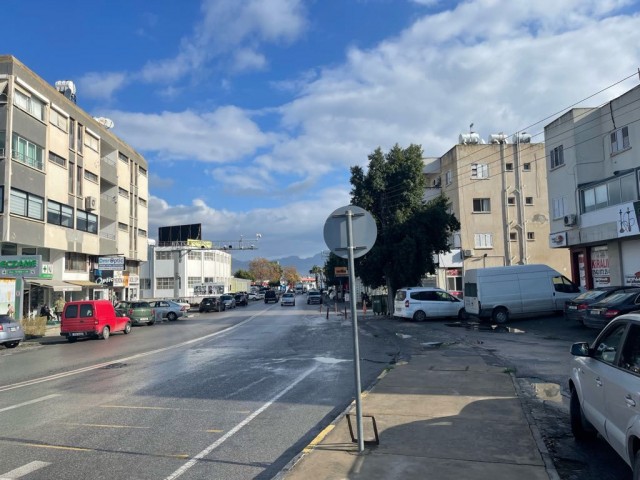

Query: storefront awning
[66,280,102,288]
[30,279,82,292]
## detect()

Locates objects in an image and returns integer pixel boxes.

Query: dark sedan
[199,297,224,313]
[565,286,640,324]
[583,288,640,330]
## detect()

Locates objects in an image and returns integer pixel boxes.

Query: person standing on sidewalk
[54,295,65,322]
[7,303,14,318]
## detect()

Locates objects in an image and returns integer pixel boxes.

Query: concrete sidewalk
[278,341,558,480]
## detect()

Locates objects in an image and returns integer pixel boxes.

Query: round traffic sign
[323,205,377,259]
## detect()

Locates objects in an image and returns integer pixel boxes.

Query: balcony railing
[12,149,43,170]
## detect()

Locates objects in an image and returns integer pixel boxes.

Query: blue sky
[4,0,640,260]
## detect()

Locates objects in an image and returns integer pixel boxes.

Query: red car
[61,300,132,342]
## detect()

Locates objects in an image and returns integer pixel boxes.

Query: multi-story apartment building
[545,84,640,288]
[424,133,570,294]
[0,55,148,319]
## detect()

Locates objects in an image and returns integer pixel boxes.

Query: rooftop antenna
[470,122,474,133]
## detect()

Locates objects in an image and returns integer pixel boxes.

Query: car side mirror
[570,342,590,357]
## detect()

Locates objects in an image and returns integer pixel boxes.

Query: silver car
[569,313,640,478]
[0,314,24,348]
[148,300,186,321]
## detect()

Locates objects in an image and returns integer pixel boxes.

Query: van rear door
[463,272,479,315]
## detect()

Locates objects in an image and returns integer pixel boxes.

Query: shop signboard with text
[0,255,41,278]
[591,246,610,287]
[98,256,125,271]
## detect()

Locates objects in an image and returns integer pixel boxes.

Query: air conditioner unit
[85,195,97,211]
[463,249,473,258]
[563,214,577,227]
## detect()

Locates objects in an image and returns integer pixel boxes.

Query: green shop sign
[0,255,42,278]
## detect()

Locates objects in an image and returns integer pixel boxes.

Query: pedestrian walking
[54,295,65,322]
[7,303,14,318]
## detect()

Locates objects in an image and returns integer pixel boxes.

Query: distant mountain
[231,253,325,277]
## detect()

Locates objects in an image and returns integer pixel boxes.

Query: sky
[4,0,640,261]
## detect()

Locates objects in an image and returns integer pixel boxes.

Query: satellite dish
[94,117,115,129]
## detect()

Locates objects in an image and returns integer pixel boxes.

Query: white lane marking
[164,364,319,480]
[0,461,51,479]
[0,311,269,393]
[0,394,61,413]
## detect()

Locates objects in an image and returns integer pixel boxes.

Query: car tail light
[604,309,620,318]
[404,299,409,308]
[0,324,3,331]
[181,306,188,311]
[577,304,589,310]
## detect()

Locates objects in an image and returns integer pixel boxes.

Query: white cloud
[231,48,267,72]
[77,72,128,100]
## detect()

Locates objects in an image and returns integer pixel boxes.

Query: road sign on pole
[324,205,377,453]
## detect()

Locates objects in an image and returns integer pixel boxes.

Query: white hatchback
[393,287,466,322]
[569,313,640,478]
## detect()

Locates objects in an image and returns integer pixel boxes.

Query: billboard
[193,283,225,296]
[98,256,125,271]
[158,224,202,243]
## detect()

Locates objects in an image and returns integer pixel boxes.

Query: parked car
[394,287,467,321]
[148,300,187,321]
[220,294,236,309]
[171,298,192,310]
[582,289,640,330]
[61,300,132,341]
[234,292,248,306]
[569,313,640,478]
[565,286,639,324]
[249,291,265,301]
[307,290,322,305]
[281,292,296,306]
[114,301,155,325]
[199,297,224,313]
[0,314,24,348]
[264,290,278,304]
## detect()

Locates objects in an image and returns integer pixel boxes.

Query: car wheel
[458,308,468,320]
[413,310,427,322]
[123,322,132,334]
[491,307,509,324]
[570,387,596,440]
[101,326,110,340]
[167,312,178,321]
[148,320,155,326]
[4,341,19,348]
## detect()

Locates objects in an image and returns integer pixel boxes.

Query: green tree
[282,266,300,287]
[323,253,348,287]
[350,144,460,302]
[249,258,282,285]
[233,269,254,280]
[309,264,324,289]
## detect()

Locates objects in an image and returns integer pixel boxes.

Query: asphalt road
[0,299,399,480]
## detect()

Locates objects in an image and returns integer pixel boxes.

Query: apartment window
[76,209,97,234]
[10,189,43,220]
[14,89,45,121]
[523,163,531,171]
[47,200,73,228]
[12,133,44,170]
[85,133,99,152]
[507,197,516,205]
[155,251,172,260]
[552,196,567,219]
[68,158,75,194]
[471,163,489,179]
[65,252,87,271]
[118,222,128,231]
[119,187,129,198]
[505,163,513,171]
[140,278,151,290]
[77,124,83,155]
[138,229,147,237]
[84,170,98,183]
[472,198,491,213]
[204,252,215,260]
[138,197,147,207]
[119,152,128,164]
[76,165,83,197]
[156,277,175,289]
[48,151,66,167]
[69,119,75,150]
[527,232,536,240]
[445,170,452,185]
[139,166,147,177]
[474,233,493,248]
[50,108,67,131]
[581,173,636,213]
[188,251,201,260]
[611,126,630,154]
[525,196,534,205]
[550,145,564,169]
[187,277,200,288]
[509,232,517,241]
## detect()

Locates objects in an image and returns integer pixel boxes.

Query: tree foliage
[323,253,348,286]
[350,144,460,295]
[282,266,300,286]
[248,258,283,285]
[233,269,254,280]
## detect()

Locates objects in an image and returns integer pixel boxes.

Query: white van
[463,264,581,324]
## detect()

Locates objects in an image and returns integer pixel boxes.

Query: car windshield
[599,292,640,304]
[115,302,130,309]
[574,290,609,301]
[221,295,232,300]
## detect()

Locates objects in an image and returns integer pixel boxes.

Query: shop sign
[40,263,53,280]
[98,256,125,271]
[0,255,41,277]
[92,269,114,286]
[446,269,460,276]
[335,266,349,277]
[187,239,212,249]
[617,201,640,237]
[128,274,140,286]
[112,271,125,288]
[591,246,610,287]
[549,232,567,248]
